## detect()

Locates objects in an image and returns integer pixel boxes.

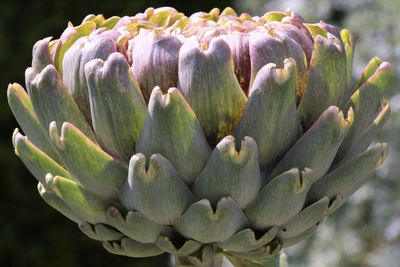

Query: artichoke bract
[8,7,393,267]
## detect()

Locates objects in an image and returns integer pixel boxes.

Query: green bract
[8,7,393,267]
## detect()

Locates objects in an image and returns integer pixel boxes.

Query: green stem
[279,253,288,267]
[225,252,288,267]
[175,249,288,267]
[175,246,223,267]
[175,253,223,267]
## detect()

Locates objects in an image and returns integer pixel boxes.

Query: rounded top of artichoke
[40,6,356,141]
[91,8,316,89]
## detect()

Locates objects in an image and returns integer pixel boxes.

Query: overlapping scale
[193,135,262,208]
[220,33,251,94]
[120,153,195,225]
[136,87,210,184]
[335,59,393,162]
[62,30,119,120]
[297,33,347,128]
[234,58,301,169]
[85,52,147,161]
[130,31,182,101]
[8,83,59,161]
[178,37,247,144]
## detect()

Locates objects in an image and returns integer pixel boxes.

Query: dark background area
[0,1,234,266]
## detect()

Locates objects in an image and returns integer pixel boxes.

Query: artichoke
[8,7,393,267]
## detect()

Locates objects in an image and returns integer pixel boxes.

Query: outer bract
[8,7,393,267]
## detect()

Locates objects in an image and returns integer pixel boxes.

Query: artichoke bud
[8,7,394,266]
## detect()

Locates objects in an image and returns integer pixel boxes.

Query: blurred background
[0,0,398,266]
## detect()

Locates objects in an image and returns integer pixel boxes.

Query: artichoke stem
[225,253,288,267]
[175,254,223,267]
[175,247,223,267]
[279,253,288,267]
